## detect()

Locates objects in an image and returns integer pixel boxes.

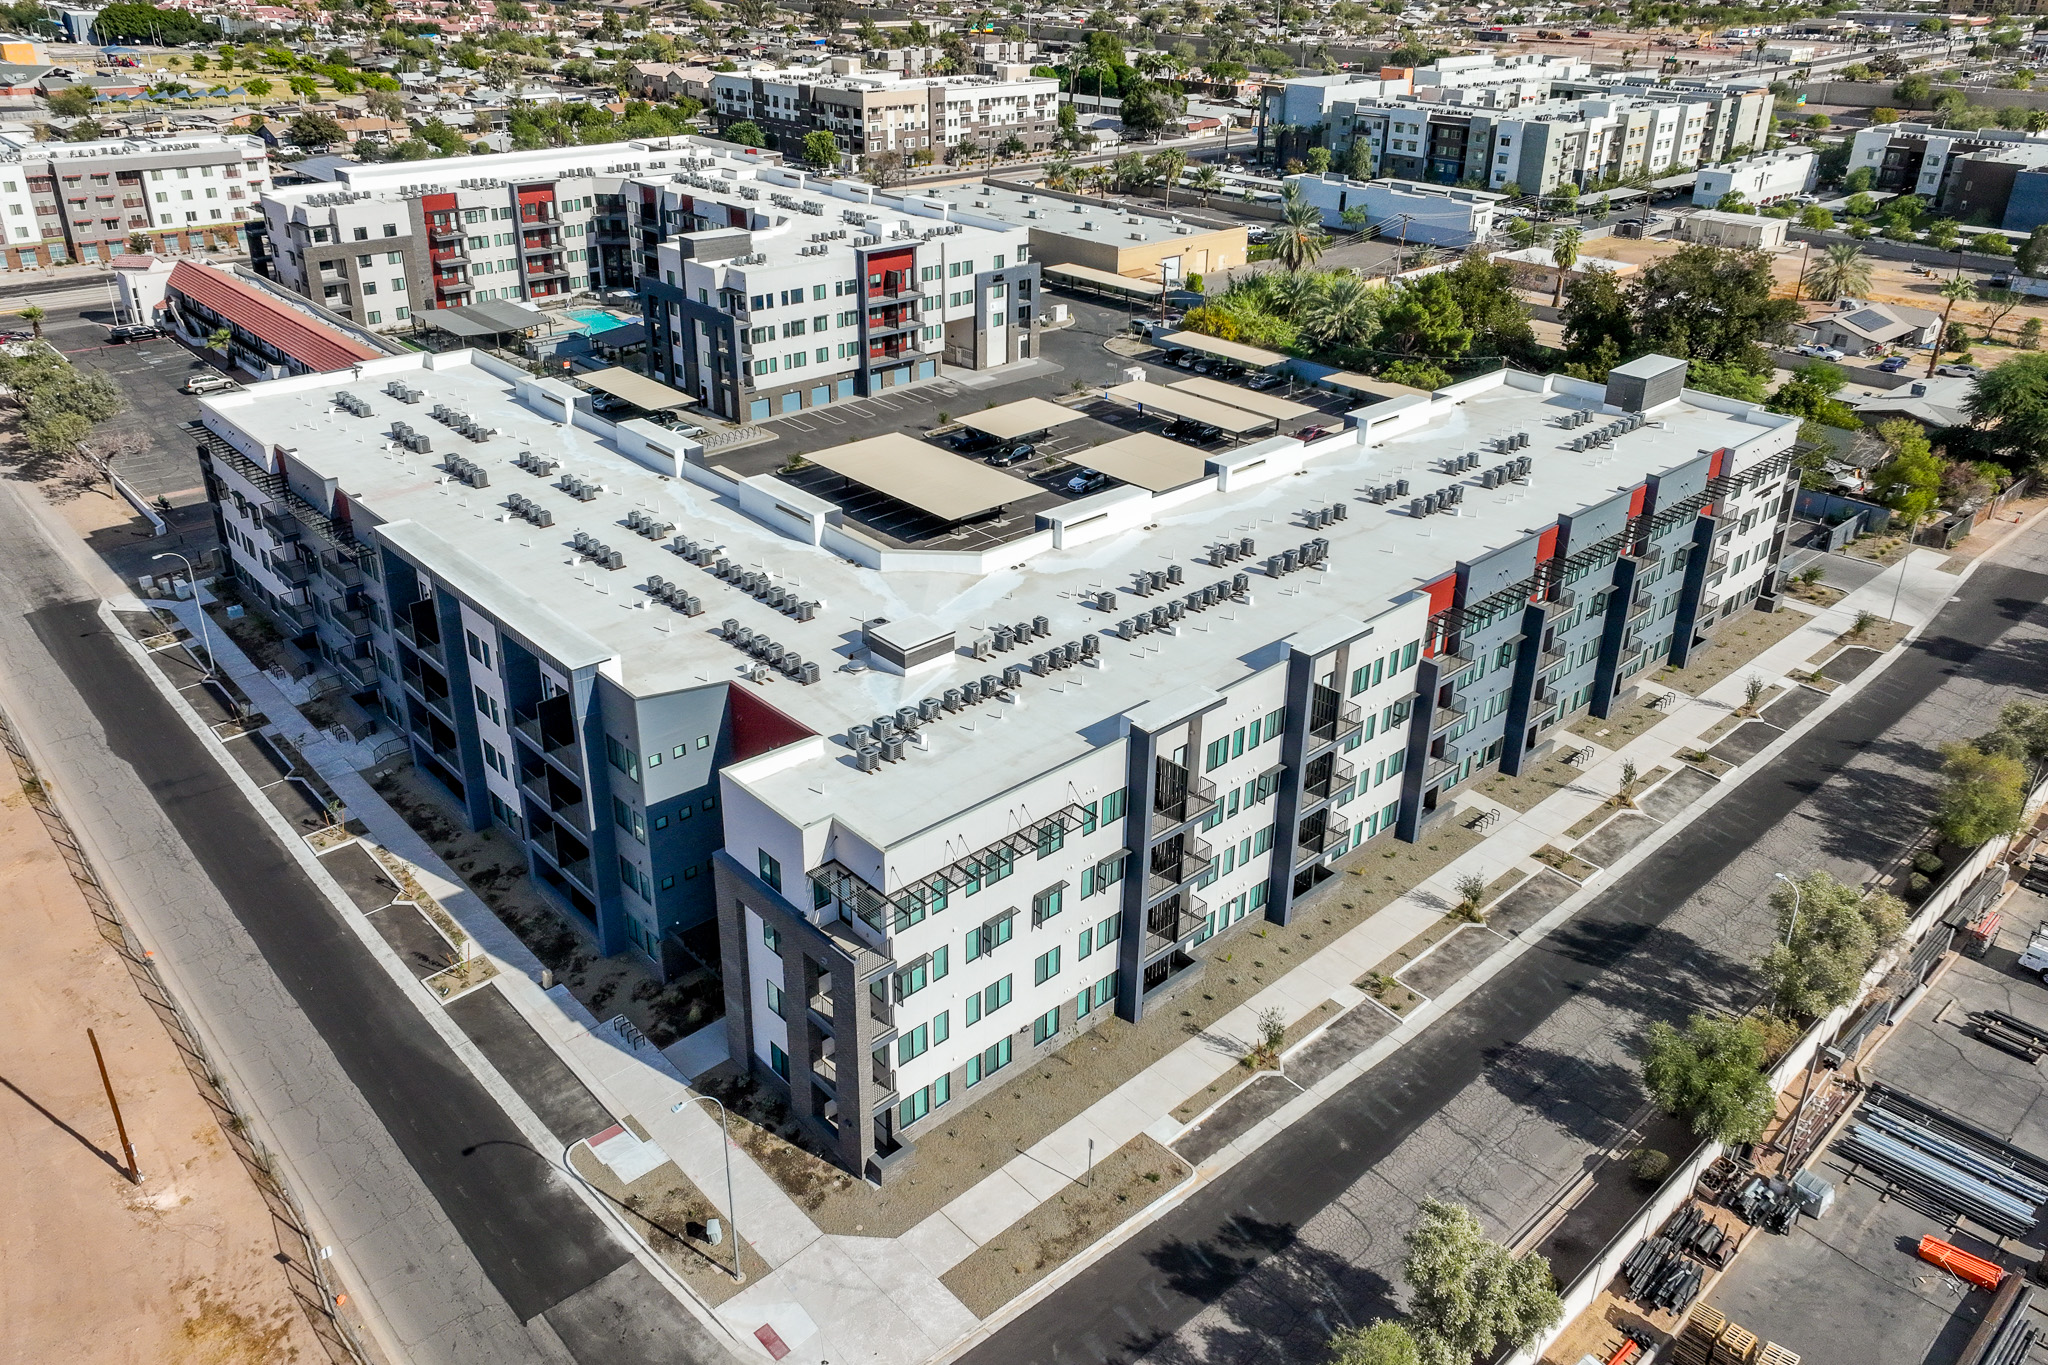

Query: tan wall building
[954,182,1247,284]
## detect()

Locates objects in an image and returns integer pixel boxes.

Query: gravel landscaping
[1567,691,1672,745]
[1653,604,1811,696]
[1476,748,1595,813]
[938,1135,1189,1318]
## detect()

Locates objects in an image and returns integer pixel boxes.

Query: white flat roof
[1169,377,1317,422]
[1071,432,1214,492]
[801,432,1038,521]
[1103,380,1274,434]
[956,397,1087,440]
[1158,330,1289,368]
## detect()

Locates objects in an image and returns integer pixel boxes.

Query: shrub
[1630,1148,1671,1182]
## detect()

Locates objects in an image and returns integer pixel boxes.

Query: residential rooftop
[199,352,1796,852]
[921,179,1239,248]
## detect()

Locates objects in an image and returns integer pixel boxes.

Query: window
[897,1076,950,1126]
[1034,947,1061,985]
[612,796,645,842]
[1036,821,1064,858]
[983,974,1013,1016]
[769,1042,789,1079]
[758,850,782,892]
[646,750,662,768]
[897,1023,929,1063]
[966,912,1014,961]
[932,1010,950,1045]
[762,923,782,954]
[765,981,785,1018]
[605,735,639,780]
[1032,1005,1061,1045]
[472,685,499,724]
[1031,884,1063,924]
[1101,788,1126,824]
[967,1036,1012,1086]
[1078,971,1118,1015]
[895,947,946,998]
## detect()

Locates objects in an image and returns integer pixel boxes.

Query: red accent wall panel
[1628,484,1648,517]
[729,686,815,761]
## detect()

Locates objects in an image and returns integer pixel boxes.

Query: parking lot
[39,302,236,500]
[713,287,1355,550]
[1700,883,2048,1365]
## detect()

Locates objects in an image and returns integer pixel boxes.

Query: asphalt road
[964,529,2048,1365]
[0,479,736,1365]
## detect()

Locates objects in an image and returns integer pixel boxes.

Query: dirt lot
[0,762,321,1363]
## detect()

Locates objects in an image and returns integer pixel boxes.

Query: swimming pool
[566,307,633,335]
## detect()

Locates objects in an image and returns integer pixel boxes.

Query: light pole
[1773,871,1802,946]
[676,1095,743,1281]
[153,551,216,681]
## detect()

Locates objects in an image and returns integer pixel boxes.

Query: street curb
[98,602,751,1363]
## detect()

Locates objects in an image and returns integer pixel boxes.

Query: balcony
[1151,772,1218,833]
[331,608,373,639]
[526,259,571,282]
[868,337,912,362]
[333,652,378,690]
[866,308,919,336]
[271,552,312,587]
[394,615,445,666]
[1538,646,1568,674]
[1626,590,1653,621]
[1707,550,1730,576]
[1143,892,1207,957]
[1294,812,1352,868]
[1303,755,1356,804]
[270,599,309,633]
[521,232,563,255]
[260,504,301,542]
[1146,836,1214,899]
[1429,694,1468,735]
[511,702,579,764]
[319,549,363,590]
[1308,698,1364,748]
[1540,588,1577,617]
[519,771,588,830]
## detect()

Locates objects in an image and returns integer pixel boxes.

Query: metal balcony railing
[272,553,312,586]
[318,549,362,590]
[1151,773,1218,832]
[1541,588,1577,617]
[332,608,373,639]
[1304,755,1356,803]
[1146,837,1213,899]
[1143,893,1207,957]
[1308,699,1363,745]
[333,653,377,690]
[1294,812,1352,867]
[1430,695,1468,735]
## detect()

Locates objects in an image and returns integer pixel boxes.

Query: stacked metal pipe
[1834,1115,2043,1239]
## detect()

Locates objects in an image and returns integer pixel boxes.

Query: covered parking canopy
[1169,376,1317,423]
[1314,370,1428,401]
[1043,262,1163,299]
[1102,380,1271,435]
[957,397,1087,441]
[803,432,1039,521]
[578,366,696,411]
[1159,329,1288,370]
[1073,433,1213,493]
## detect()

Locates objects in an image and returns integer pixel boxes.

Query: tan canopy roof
[1314,370,1428,400]
[1159,330,1288,369]
[578,366,696,410]
[803,432,1038,521]
[957,397,1087,440]
[1072,432,1213,493]
[1169,376,1317,422]
[1043,262,1164,297]
[1102,380,1272,435]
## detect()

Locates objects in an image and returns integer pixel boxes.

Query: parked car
[1248,372,1286,391]
[2,327,32,342]
[1172,351,1198,369]
[1790,343,1845,361]
[988,441,1035,466]
[1296,424,1335,443]
[1065,468,1108,495]
[950,428,1000,453]
[183,374,239,395]
[1167,419,1222,444]
[1935,363,1984,378]
[107,323,160,343]
[1876,355,1909,373]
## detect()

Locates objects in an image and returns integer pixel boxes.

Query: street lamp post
[1773,871,1802,946]
[676,1095,744,1281]
[152,551,216,681]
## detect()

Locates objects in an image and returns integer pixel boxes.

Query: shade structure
[956,397,1088,441]
[1314,370,1429,400]
[578,366,696,411]
[1102,380,1271,434]
[1043,262,1164,298]
[803,433,1039,521]
[1169,376,1316,422]
[1158,329,1288,369]
[466,298,548,332]
[1071,433,1213,492]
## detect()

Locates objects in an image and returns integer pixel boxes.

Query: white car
[183,374,239,395]
[1791,344,1845,361]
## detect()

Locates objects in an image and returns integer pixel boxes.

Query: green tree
[288,112,346,149]
[17,304,43,339]
[1760,872,1907,1019]
[860,149,904,188]
[1845,166,1876,194]
[1715,188,1752,214]
[1798,205,1835,232]
[1869,417,1944,524]
[1345,136,1373,179]
[1629,244,1800,371]
[1684,360,1768,402]
[92,1,218,44]
[244,76,273,99]
[1548,226,1582,308]
[1894,73,1934,107]
[724,119,765,148]
[1444,256,1535,364]
[1304,145,1332,175]
[2021,225,2048,277]
[1377,273,1471,360]
[1803,243,1872,302]
[1974,700,2048,783]
[1642,1013,1775,1144]
[1769,362,1862,429]
[1937,744,2029,846]
[1930,274,1978,375]
[1273,185,1328,272]
[1189,164,1223,206]
[1558,269,1632,378]
[46,85,92,117]
[1328,1321,1420,1365]
[1117,79,1178,140]
[1403,1199,1561,1365]
[2023,317,2045,350]
[1302,273,1380,349]
[801,129,840,169]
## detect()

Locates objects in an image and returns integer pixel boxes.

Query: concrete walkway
[153,540,1973,1365]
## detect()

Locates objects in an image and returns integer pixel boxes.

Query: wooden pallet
[1672,1307,1725,1365]
[1757,1343,1800,1365]
[1713,1324,1759,1365]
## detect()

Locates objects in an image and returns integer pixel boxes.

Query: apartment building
[1693,149,1818,207]
[1553,76,1776,165]
[251,136,772,330]
[191,347,1798,1182]
[636,158,1038,421]
[710,60,1059,163]
[0,131,268,269]
[1845,121,2048,228]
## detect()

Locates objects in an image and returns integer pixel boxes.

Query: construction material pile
[1833,1100,2048,1240]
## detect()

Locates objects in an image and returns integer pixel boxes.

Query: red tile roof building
[164,259,384,375]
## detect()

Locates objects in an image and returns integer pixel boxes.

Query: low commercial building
[1675,209,1788,250]
[0,130,269,268]
[951,180,1246,286]
[193,347,1798,1181]
[1284,174,1503,244]
[1693,149,1817,207]
[1490,246,1638,295]
[115,256,398,378]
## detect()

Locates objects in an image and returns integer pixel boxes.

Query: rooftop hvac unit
[1001,665,1024,690]
[857,745,882,772]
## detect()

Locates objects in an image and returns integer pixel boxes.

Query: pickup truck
[2015,920,2048,981]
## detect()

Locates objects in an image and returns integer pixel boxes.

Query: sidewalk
[150,540,1976,1365]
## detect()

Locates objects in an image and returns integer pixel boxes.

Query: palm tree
[1273,186,1327,272]
[1150,149,1187,208]
[1802,243,1873,303]
[1190,164,1223,206]
[1303,274,1379,347]
[208,326,233,354]
[1930,274,1977,377]
[18,305,43,339]
[1550,226,1583,308]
